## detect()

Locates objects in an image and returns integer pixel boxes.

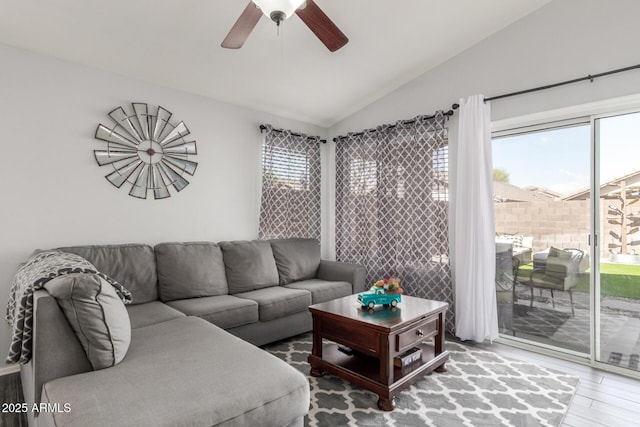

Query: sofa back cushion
[155,242,229,302]
[219,240,279,294]
[58,244,157,304]
[270,238,321,285]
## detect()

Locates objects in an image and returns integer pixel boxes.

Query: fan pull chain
[280,22,284,64]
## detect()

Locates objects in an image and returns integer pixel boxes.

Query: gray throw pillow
[155,242,229,302]
[44,273,131,370]
[219,240,280,294]
[270,238,321,285]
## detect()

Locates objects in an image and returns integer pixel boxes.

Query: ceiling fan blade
[221,2,262,49]
[295,0,348,52]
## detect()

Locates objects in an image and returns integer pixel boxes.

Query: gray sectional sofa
[20,238,366,427]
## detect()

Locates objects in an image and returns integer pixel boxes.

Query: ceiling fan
[221,0,348,52]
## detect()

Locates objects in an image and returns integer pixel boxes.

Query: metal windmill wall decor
[94,103,198,199]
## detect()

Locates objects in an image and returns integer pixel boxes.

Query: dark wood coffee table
[308,295,449,411]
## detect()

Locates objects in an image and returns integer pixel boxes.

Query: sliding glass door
[493,122,591,355]
[493,106,640,375]
[595,111,640,372]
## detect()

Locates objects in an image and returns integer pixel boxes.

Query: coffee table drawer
[395,316,437,353]
[322,318,380,354]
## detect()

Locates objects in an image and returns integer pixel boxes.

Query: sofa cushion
[155,242,228,302]
[58,244,158,304]
[235,287,311,321]
[166,295,258,329]
[285,279,352,304]
[44,273,131,370]
[219,240,280,294]
[126,301,185,329]
[270,238,321,285]
[40,317,310,427]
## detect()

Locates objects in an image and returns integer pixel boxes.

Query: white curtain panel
[454,94,498,342]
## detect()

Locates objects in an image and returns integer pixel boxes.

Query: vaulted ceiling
[0,0,552,126]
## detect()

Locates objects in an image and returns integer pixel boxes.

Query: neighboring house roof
[563,170,640,200]
[524,186,561,199]
[493,181,556,203]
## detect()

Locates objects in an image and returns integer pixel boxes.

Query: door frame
[491,93,640,379]
[590,107,640,375]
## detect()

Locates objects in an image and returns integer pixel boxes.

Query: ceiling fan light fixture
[222,0,348,52]
[252,0,305,24]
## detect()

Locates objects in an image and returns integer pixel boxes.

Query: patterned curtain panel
[335,112,454,332]
[258,125,321,241]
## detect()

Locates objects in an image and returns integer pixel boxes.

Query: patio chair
[496,254,520,302]
[495,234,533,264]
[527,247,584,316]
[496,245,520,334]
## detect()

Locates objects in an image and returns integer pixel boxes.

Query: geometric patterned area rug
[263,333,578,427]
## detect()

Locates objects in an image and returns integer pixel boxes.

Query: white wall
[3,0,640,367]
[0,43,327,364]
[326,0,640,260]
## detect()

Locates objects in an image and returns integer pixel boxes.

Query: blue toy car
[357,289,401,309]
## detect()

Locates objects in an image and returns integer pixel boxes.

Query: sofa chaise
[19,238,366,426]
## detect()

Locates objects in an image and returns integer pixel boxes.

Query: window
[258,127,321,240]
[334,113,453,332]
[263,146,311,191]
[349,158,377,194]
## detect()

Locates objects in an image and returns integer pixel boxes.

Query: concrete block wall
[495,200,592,259]
[495,198,640,261]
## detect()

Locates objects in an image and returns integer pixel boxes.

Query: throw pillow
[270,238,321,285]
[44,273,131,370]
[219,240,280,294]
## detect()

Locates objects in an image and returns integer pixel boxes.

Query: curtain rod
[332,104,459,142]
[259,124,326,144]
[485,63,640,102]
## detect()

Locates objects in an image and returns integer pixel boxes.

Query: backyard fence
[495,199,640,261]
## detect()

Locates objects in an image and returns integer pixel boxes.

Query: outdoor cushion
[167,295,258,329]
[270,238,321,285]
[548,246,572,260]
[40,317,309,427]
[219,240,280,294]
[545,257,574,287]
[59,244,158,304]
[285,279,352,304]
[155,242,229,302]
[44,273,131,370]
[496,234,524,248]
[126,301,185,329]
[235,287,311,321]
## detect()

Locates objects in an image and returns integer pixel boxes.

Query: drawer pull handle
[416,329,424,337]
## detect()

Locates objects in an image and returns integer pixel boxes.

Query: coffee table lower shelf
[309,341,449,410]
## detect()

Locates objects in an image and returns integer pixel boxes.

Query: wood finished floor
[1,343,639,427]
[0,371,27,427]
[484,341,640,427]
